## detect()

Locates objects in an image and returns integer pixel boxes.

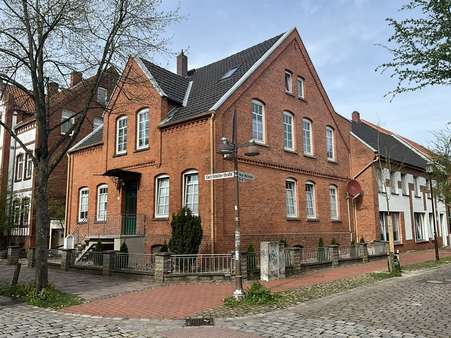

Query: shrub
[160,241,168,252]
[318,237,324,248]
[224,282,279,307]
[0,283,82,309]
[168,207,203,254]
[331,238,338,246]
[247,244,255,253]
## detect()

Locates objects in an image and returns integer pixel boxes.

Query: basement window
[220,66,239,80]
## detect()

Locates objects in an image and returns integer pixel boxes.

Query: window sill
[303,153,316,159]
[94,220,106,224]
[414,195,421,199]
[415,240,429,244]
[254,142,269,148]
[402,193,409,197]
[285,91,294,97]
[77,221,88,225]
[391,192,400,196]
[306,218,319,222]
[153,217,169,221]
[287,217,300,221]
[284,149,297,155]
[331,219,341,223]
[298,97,306,102]
[134,146,150,153]
[327,159,338,164]
[113,152,127,158]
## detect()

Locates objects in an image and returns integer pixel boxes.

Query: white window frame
[155,175,170,218]
[297,77,305,99]
[21,197,30,226]
[183,170,199,215]
[78,187,89,223]
[329,185,339,220]
[390,171,398,194]
[303,118,313,155]
[96,184,108,222]
[61,110,75,135]
[116,116,128,155]
[401,173,408,195]
[251,100,265,144]
[97,87,108,105]
[413,176,420,196]
[285,179,298,218]
[379,212,400,243]
[283,111,295,151]
[284,71,293,93]
[414,212,426,241]
[136,109,149,150]
[325,126,335,161]
[305,181,316,219]
[24,153,33,180]
[15,153,24,181]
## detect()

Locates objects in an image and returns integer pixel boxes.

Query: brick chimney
[352,111,361,122]
[70,71,83,87]
[48,82,59,96]
[177,50,187,77]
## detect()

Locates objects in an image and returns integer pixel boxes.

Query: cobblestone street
[1,264,451,337]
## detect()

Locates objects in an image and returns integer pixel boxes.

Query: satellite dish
[347,179,363,199]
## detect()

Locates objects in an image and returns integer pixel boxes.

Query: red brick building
[350,111,449,251]
[66,28,353,254]
[0,70,117,250]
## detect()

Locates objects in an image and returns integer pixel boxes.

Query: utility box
[260,241,285,281]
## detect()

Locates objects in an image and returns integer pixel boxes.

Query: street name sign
[238,171,256,182]
[204,171,234,181]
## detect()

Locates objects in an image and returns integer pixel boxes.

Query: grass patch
[0,282,82,309]
[403,255,451,271]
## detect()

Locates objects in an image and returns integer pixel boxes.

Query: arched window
[285,178,298,218]
[305,181,316,219]
[283,111,295,151]
[136,109,149,150]
[116,116,128,155]
[251,100,265,144]
[183,170,199,215]
[96,184,108,222]
[303,118,313,155]
[326,126,335,160]
[329,185,339,220]
[155,175,169,218]
[78,187,89,223]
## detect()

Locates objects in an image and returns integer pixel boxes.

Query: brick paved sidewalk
[64,248,451,320]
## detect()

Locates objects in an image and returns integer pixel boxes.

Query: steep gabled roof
[138,32,285,126]
[352,120,427,169]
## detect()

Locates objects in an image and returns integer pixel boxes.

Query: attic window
[220,66,239,80]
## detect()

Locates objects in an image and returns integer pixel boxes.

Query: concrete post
[154,252,171,282]
[27,248,35,268]
[361,243,369,263]
[7,246,19,265]
[328,245,339,267]
[102,251,115,276]
[60,249,74,271]
[291,247,301,274]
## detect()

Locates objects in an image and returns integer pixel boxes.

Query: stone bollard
[102,251,115,276]
[291,247,302,274]
[27,248,35,268]
[361,243,369,263]
[328,245,339,267]
[60,249,74,271]
[7,246,20,265]
[154,252,171,283]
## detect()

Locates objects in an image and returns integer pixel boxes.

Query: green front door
[123,182,137,235]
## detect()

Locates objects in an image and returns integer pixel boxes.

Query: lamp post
[425,162,440,261]
[217,110,260,299]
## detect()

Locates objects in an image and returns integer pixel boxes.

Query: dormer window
[284,71,293,93]
[220,66,239,80]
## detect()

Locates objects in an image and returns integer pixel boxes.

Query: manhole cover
[185,317,214,327]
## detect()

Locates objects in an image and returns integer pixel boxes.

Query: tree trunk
[34,161,50,291]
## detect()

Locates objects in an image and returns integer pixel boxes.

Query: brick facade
[66,30,353,254]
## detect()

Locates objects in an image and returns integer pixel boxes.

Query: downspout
[64,153,71,238]
[346,193,352,242]
[209,112,216,253]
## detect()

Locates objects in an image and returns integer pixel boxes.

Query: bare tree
[0,0,178,291]
[430,126,451,206]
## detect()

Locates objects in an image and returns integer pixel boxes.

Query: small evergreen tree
[120,242,128,253]
[168,207,203,254]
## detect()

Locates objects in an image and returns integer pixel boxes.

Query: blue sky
[155,0,450,147]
